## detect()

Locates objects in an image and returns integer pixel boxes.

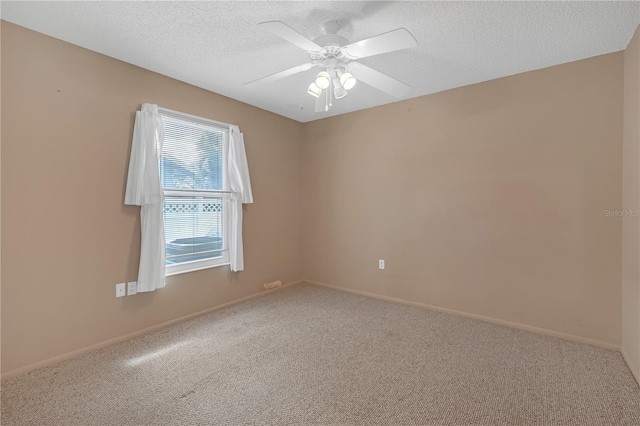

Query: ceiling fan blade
[315,94,326,112]
[348,62,411,98]
[259,21,323,52]
[341,28,417,60]
[244,63,314,86]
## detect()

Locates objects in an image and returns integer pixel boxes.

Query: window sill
[165,259,230,277]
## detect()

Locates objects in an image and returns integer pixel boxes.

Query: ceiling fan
[245,20,417,112]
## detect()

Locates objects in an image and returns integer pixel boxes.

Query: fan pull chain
[329,77,333,109]
[325,80,329,111]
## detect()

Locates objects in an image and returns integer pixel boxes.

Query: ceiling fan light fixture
[315,71,330,89]
[339,72,356,90]
[307,82,321,98]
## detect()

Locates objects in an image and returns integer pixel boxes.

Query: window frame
[158,108,232,277]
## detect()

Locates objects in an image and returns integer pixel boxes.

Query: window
[158,109,231,276]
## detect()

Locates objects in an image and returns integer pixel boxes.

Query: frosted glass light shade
[334,86,348,99]
[307,82,321,98]
[315,71,330,89]
[340,72,356,90]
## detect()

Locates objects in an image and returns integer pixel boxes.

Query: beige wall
[1,22,303,375]
[622,25,640,382]
[303,52,624,346]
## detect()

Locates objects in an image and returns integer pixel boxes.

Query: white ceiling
[2,1,639,123]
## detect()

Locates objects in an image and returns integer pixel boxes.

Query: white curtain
[124,104,166,292]
[228,125,253,272]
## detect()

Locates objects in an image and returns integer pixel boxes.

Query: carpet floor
[2,283,639,425]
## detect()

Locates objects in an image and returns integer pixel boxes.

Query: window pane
[163,196,224,265]
[161,116,223,191]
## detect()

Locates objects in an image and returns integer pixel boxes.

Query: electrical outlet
[127,281,137,296]
[116,283,126,298]
[379,259,385,270]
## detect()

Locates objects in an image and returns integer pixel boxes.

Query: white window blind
[159,110,231,275]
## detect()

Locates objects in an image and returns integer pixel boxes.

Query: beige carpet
[2,283,639,425]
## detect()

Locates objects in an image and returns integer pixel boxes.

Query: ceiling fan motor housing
[312,34,350,49]
[309,41,350,73]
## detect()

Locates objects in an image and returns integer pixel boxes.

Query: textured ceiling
[2,1,639,123]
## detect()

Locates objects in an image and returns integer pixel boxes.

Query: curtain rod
[157,106,233,130]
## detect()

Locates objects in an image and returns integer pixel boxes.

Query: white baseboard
[305,279,621,352]
[1,280,303,382]
[621,348,640,385]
